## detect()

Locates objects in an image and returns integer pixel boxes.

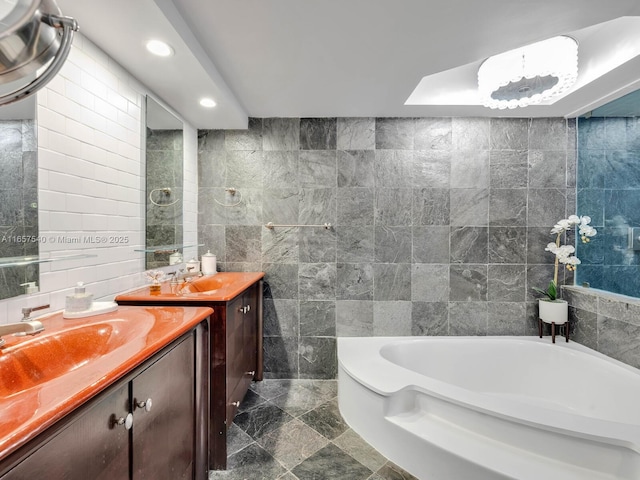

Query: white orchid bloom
[567,215,581,225]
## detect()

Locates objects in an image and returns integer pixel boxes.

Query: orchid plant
[533,215,597,301]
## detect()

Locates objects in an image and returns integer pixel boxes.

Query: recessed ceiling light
[146,40,174,57]
[199,98,217,108]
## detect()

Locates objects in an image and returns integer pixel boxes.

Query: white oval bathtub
[338,336,640,480]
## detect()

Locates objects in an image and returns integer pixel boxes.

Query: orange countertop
[115,271,264,303]
[0,305,213,461]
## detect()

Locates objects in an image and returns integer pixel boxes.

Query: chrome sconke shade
[0,0,78,106]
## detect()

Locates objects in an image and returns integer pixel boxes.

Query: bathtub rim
[337,335,640,451]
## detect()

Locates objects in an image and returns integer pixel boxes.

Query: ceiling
[55,0,640,129]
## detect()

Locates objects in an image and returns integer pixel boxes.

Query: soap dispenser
[20,282,39,294]
[201,250,217,275]
[65,282,94,313]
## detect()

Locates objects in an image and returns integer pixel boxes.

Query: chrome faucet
[177,266,201,282]
[0,320,44,347]
[21,304,50,322]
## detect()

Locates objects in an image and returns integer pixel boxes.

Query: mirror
[145,96,184,269]
[576,88,640,298]
[0,96,39,299]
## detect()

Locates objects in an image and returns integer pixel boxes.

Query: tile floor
[208,379,418,480]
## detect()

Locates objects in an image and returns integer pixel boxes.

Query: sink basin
[181,275,226,294]
[0,319,150,397]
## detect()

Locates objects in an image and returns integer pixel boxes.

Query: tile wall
[198,117,577,378]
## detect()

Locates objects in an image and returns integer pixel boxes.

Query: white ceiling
[55,0,640,129]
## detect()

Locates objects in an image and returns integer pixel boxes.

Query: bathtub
[338,336,640,480]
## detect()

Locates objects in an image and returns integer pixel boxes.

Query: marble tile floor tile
[208,379,418,480]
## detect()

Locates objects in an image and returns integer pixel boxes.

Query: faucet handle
[21,304,50,321]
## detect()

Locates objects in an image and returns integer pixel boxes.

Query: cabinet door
[2,383,130,480]
[132,334,195,480]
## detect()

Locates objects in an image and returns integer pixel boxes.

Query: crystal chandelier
[478,36,578,109]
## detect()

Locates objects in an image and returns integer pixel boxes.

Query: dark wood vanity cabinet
[116,276,263,470]
[0,325,208,480]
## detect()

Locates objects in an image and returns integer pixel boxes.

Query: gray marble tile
[568,306,597,349]
[375,226,412,263]
[526,264,555,302]
[412,226,450,263]
[373,301,412,335]
[234,402,295,438]
[226,225,262,262]
[487,264,526,302]
[300,118,337,150]
[373,263,411,301]
[450,150,490,188]
[489,150,528,189]
[22,119,36,152]
[450,264,488,301]
[562,287,598,313]
[336,263,374,300]
[529,118,568,151]
[250,379,294,401]
[375,118,414,149]
[487,302,526,335]
[449,301,488,335]
[299,337,337,379]
[299,399,349,440]
[300,301,336,336]
[450,189,489,226]
[528,150,567,188]
[0,121,22,151]
[198,150,227,187]
[197,129,225,152]
[374,150,413,187]
[262,226,299,264]
[412,264,449,302]
[450,226,488,264]
[527,189,566,227]
[375,188,413,226]
[373,461,419,480]
[489,189,527,226]
[224,118,262,151]
[337,188,374,226]
[333,429,388,473]
[292,443,372,480]
[490,118,529,150]
[597,296,640,327]
[412,188,450,226]
[488,226,526,264]
[597,316,640,369]
[338,150,375,187]
[226,150,264,188]
[210,443,286,480]
[412,302,449,335]
[414,118,452,150]
[269,380,337,416]
[263,263,299,299]
[337,118,375,150]
[452,117,490,150]
[337,226,374,263]
[264,298,300,337]
[263,336,299,378]
[336,300,373,336]
[299,188,336,225]
[299,227,337,263]
[226,423,254,456]
[411,150,451,188]
[256,419,329,470]
[237,389,267,414]
[526,227,557,264]
[263,118,300,151]
[264,151,299,187]
[299,151,337,188]
[263,188,299,225]
[299,263,336,300]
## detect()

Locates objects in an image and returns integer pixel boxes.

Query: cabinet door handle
[238,306,246,314]
[114,412,133,430]
[246,305,251,313]
[230,401,240,407]
[246,370,255,376]
[136,398,153,412]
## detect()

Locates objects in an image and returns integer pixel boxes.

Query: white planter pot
[538,299,568,325]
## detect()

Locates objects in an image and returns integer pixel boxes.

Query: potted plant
[533,215,597,325]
